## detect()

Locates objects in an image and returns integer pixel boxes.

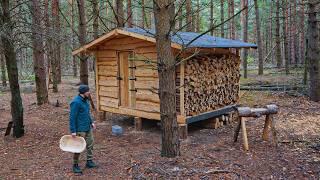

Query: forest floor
[0,76,319,179]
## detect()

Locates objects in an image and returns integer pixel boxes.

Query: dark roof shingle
[124,27,257,49]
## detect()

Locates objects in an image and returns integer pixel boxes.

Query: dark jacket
[69,95,93,133]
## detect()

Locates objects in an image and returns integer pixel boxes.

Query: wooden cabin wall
[184,54,241,116]
[96,36,161,117]
[96,50,119,111]
[133,54,160,114]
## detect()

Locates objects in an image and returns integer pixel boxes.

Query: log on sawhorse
[234,104,279,151]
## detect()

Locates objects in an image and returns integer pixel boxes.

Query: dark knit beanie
[79,84,90,94]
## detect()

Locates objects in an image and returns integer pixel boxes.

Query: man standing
[69,84,97,174]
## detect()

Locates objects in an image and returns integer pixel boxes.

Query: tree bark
[282,0,289,74]
[299,0,305,65]
[31,0,49,105]
[52,0,61,83]
[287,3,292,66]
[254,0,263,75]
[275,0,282,67]
[153,0,180,157]
[51,0,59,92]
[116,0,124,27]
[141,0,145,28]
[196,0,200,32]
[268,1,273,63]
[293,0,299,65]
[307,1,320,101]
[228,0,235,39]
[177,0,183,30]
[70,0,77,77]
[0,0,24,138]
[93,0,99,38]
[290,0,297,66]
[220,0,224,37]
[127,0,133,27]
[241,0,248,78]
[77,0,89,85]
[210,0,214,36]
[92,0,99,87]
[0,54,7,87]
[186,0,192,32]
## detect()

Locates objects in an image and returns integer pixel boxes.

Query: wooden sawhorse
[234,104,279,151]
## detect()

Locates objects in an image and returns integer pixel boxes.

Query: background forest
[1,0,318,87]
[0,0,319,178]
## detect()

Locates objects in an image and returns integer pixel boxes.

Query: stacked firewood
[184,54,240,116]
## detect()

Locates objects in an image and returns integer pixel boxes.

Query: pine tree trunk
[127,0,133,27]
[116,0,124,27]
[268,2,273,63]
[254,0,263,75]
[293,0,299,65]
[186,0,192,32]
[228,0,235,39]
[93,0,99,38]
[287,4,292,66]
[153,0,180,157]
[51,0,59,91]
[31,0,49,105]
[241,0,248,78]
[299,1,305,65]
[0,54,7,87]
[220,0,224,37]
[210,0,214,36]
[307,1,320,101]
[0,0,24,138]
[288,3,295,66]
[92,0,99,87]
[196,0,200,32]
[52,0,61,83]
[282,0,289,74]
[141,0,145,28]
[70,0,78,77]
[77,0,89,85]
[178,0,183,30]
[275,0,282,67]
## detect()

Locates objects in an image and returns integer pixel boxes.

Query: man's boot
[86,160,97,168]
[73,164,82,174]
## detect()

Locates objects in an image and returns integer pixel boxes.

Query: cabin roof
[72,28,257,55]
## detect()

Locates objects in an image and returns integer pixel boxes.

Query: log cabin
[72,28,257,133]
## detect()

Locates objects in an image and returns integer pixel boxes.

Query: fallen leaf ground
[0,77,319,179]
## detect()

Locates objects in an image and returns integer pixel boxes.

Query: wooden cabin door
[118,51,135,108]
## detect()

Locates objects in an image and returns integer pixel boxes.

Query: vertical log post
[134,117,142,131]
[98,111,106,122]
[262,114,272,141]
[178,124,188,139]
[234,117,241,142]
[270,115,278,147]
[240,117,249,151]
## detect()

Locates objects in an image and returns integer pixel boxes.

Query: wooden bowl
[59,135,86,153]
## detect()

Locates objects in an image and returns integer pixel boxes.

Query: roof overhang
[72,28,182,56]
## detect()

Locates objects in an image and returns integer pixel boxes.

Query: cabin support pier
[134,117,142,131]
[234,104,279,151]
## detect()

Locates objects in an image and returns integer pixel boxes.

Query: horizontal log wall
[96,36,161,117]
[96,50,119,113]
[133,53,160,113]
[184,54,241,116]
